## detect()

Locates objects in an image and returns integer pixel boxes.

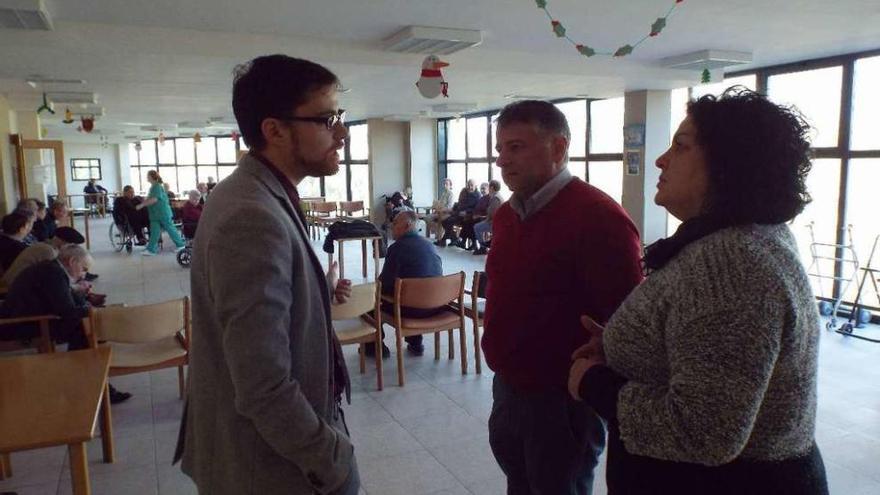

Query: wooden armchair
[307,201,339,239]
[88,297,191,398]
[338,201,370,221]
[0,314,59,354]
[331,282,383,390]
[463,271,486,374]
[381,272,467,386]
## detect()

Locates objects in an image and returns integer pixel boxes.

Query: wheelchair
[176,221,197,268]
[108,217,137,253]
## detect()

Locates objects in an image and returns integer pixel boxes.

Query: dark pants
[441,214,465,241]
[368,302,448,348]
[0,318,88,350]
[489,375,605,495]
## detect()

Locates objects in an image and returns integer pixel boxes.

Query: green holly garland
[536,0,685,58]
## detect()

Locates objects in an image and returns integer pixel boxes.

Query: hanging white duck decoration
[416,55,450,99]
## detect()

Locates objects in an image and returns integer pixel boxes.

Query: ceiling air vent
[0,0,53,30]
[660,50,752,71]
[382,26,482,55]
[47,91,97,105]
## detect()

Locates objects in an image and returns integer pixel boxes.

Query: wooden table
[66,194,107,218]
[0,347,115,494]
[328,236,382,280]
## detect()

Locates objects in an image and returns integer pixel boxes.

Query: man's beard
[291,132,339,178]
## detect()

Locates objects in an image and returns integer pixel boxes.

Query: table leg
[99,383,115,463]
[338,242,345,279]
[361,239,367,278]
[84,213,91,250]
[0,452,12,479]
[68,442,91,495]
[373,239,380,281]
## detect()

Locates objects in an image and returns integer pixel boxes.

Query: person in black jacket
[113,185,149,244]
[366,210,444,357]
[0,244,131,403]
[438,179,481,247]
[0,210,33,271]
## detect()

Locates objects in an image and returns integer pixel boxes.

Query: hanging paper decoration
[80,115,95,133]
[230,130,240,142]
[535,1,686,58]
[701,68,711,83]
[36,92,55,115]
[62,108,74,124]
[135,142,142,152]
[416,55,450,99]
[158,131,166,144]
[193,132,202,143]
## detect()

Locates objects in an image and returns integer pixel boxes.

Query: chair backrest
[91,297,189,344]
[331,282,379,320]
[473,271,487,299]
[396,272,464,309]
[311,201,338,215]
[339,201,365,215]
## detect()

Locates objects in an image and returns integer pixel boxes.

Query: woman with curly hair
[568,88,828,494]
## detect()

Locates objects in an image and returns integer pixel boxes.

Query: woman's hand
[328,261,353,304]
[568,315,608,401]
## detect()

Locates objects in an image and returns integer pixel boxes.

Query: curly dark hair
[687,87,812,224]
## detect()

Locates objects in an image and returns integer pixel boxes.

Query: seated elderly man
[196,182,209,205]
[44,200,70,240]
[366,210,443,358]
[457,182,490,250]
[428,178,455,241]
[113,185,149,245]
[0,210,34,271]
[438,179,481,247]
[0,244,130,403]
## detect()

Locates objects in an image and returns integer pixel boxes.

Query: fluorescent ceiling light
[660,50,752,71]
[47,91,97,104]
[0,0,52,30]
[383,26,482,55]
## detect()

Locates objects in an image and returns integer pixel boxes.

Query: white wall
[0,98,18,213]
[367,119,409,225]
[409,119,437,208]
[63,143,123,208]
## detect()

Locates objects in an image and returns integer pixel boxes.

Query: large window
[438,98,625,205]
[127,123,370,208]
[665,50,880,308]
[70,158,101,181]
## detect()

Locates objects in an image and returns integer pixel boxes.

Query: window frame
[70,158,102,181]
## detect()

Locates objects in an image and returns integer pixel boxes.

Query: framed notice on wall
[625,149,641,176]
[623,124,645,148]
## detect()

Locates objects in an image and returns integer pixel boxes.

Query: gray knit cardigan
[604,223,821,466]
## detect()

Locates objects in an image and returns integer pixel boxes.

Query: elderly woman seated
[181,190,204,239]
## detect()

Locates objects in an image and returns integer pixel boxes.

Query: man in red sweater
[483,100,643,494]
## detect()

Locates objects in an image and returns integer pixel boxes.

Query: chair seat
[459,299,485,318]
[334,318,377,343]
[105,337,186,368]
[381,309,460,330]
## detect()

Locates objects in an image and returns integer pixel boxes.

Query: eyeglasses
[278,109,346,130]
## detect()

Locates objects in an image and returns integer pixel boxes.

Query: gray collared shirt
[508,168,575,220]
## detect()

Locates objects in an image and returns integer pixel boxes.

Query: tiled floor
[2,216,879,494]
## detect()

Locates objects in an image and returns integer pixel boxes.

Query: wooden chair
[381,272,467,386]
[338,201,370,221]
[307,201,339,239]
[331,282,383,390]
[88,297,191,399]
[0,314,58,354]
[463,271,486,374]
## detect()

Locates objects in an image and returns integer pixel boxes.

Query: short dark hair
[489,179,501,192]
[123,185,134,193]
[687,87,812,224]
[232,55,339,151]
[2,211,30,234]
[495,100,570,142]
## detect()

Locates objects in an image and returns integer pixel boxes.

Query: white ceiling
[0,0,877,144]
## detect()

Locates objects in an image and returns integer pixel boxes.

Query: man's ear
[551,135,569,164]
[260,118,287,149]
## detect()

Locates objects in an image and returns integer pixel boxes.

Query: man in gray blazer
[176,55,358,495]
